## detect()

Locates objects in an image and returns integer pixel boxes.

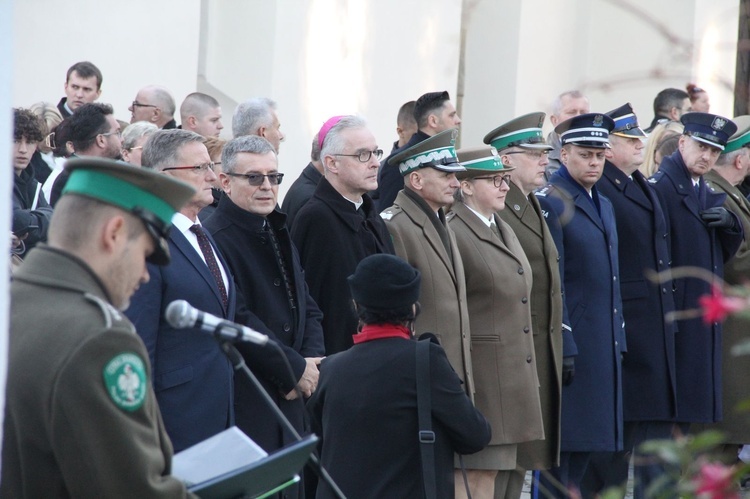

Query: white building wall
[9,0,740,198]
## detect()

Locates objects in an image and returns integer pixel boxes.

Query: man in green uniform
[1,157,197,498]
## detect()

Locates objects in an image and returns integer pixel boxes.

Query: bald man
[129,85,177,129]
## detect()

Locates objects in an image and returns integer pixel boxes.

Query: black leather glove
[700,207,737,230]
[562,356,575,386]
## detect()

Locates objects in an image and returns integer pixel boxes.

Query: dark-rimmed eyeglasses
[162,162,215,173]
[225,172,284,186]
[100,129,122,139]
[131,101,158,109]
[473,175,511,188]
[333,149,383,163]
[503,150,548,159]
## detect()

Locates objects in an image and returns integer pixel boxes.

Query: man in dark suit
[487,113,567,492]
[204,134,324,455]
[126,129,236,453]
[584,103,678,497]
[649,113,742,431]
[373,91,461,212]
[536,113,626,497]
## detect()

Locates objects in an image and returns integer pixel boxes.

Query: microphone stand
[219,339,346,499]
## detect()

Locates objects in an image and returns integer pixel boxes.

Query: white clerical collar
[340,192,363,210]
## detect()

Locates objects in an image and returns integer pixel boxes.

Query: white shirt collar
[465,204,494,228]
[172,212,199,235]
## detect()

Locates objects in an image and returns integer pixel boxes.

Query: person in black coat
[56,61,103,118]
[205,135,324,452]
[584,104,678,498]
[308,253,491,499]
[291,116,394,355]
[280,135,323,230]
[373,91,462,212]
[203,136,324,498]
[648,112,743,428]
[12,108,52,257]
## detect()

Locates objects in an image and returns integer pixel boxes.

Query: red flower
[698,284,746,324]
[694,462,739,498]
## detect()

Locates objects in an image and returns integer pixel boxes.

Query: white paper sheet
[172,426,268,486]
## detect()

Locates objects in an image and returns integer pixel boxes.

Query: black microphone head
[165,300,195,329]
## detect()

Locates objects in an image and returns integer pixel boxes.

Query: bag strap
[416,339,437,499]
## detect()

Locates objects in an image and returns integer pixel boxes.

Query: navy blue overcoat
[649,151,743,423]
[537,168,625,452]
[598,162,678,422]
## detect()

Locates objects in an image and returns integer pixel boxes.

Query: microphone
[165,300,269,346]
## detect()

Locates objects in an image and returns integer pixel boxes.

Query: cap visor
[612,128,647,138]
[690,135,724,151]
[430,163,466,173]
[517,143,554,151]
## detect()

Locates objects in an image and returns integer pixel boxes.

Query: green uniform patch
[103,353,147,412]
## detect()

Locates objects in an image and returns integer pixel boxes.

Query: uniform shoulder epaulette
[535,185,555,197]
[647,171,664,184]
[380,205,402,221]
[83,293,133,332]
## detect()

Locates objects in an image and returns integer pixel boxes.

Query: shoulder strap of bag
[416,339,437,499]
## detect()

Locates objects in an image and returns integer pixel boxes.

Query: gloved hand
[700,207,737,230]
[562,356,575,386]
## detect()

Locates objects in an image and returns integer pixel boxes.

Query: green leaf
[686,430,725,452]
[599,487,625,499]
[731,338,750,356]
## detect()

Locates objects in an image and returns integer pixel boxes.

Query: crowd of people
[6,59,750,499]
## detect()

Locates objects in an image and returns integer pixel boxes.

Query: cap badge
[593,115,604,127]
[712,117,727,130]
[450,128,459,144]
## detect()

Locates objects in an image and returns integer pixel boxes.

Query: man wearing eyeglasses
[535,113,625,498]
[125,129,237,453]
[291,115,395,355]
[487,113,567,495]
[49,103,123,206]
[202,136,324,498]
[129,85,178,129]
